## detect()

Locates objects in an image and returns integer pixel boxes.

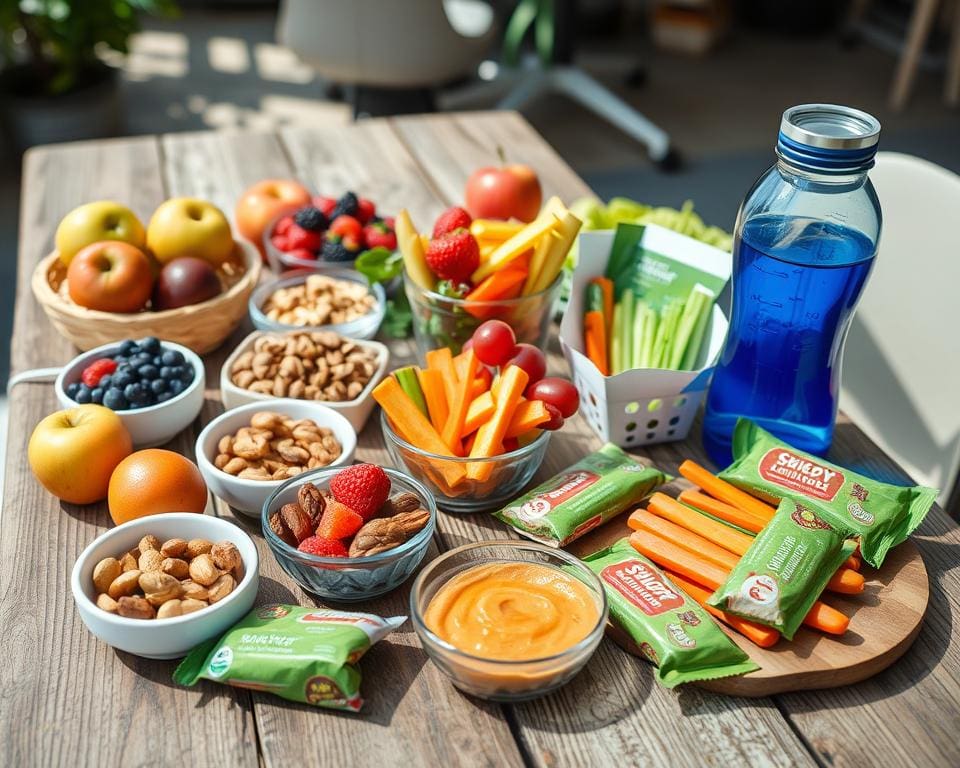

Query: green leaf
[381,293,413,338]
[354,247,402,284]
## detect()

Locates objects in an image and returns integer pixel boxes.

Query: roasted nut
[138,534,160,552]
[93,558,121,594]
[207,574,235,603]
[119,551,138,572]
[222,456,248,475]
[378,491,422,518]
[108,570,142,599]
[269,510,298,548]
[160,538,188,558]
[298,482,325,523]
[138,549,164,573]
[117,596,155,620]
[180,580,209,601]
[96,593,119,613]
[211,542,242,572]
[156,599,183,619]
[180,598,208,615]
[161,557,190,580]
[239,466,271,480]
[189,553,220,586]
[139,571,183,606]
[184,539,213,559]
[349,519,407,557]
[280,502,312,542]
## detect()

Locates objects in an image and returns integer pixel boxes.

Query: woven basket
[32,240,261,355]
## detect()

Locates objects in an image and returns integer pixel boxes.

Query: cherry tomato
[502,436,520,452]
[471,320,517,366]
[505,343,546,384]
[540,403,565,430]
[526,377,579,418]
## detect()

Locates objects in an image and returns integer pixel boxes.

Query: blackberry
[331,191,358,220]
[321,239,354,262]
[294,206,328,232]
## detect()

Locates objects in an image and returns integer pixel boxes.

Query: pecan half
[377,491,422,519]
[297,482,325,524]
[349,519,407,557]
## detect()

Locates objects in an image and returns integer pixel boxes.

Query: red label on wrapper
[758,449,844,501]
[601,559,685,616]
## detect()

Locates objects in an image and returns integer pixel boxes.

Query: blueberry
[152,355,162,367]
[103,388,128,410]
[75,386,92,404]
[160,366,175,381]
[98,374,112,389]
[90,387,104,404]
[142,391,157,407]
[169,365,184,380]
[124,382,147,407]
[168,379,185,396]
[180,365,195,384]
[113,369,135,389]
[134,352,153,367]
[138,364,159,381]
[112,355,128,366]
[141,337,161,354]
[66,382,81,398]
[119,340,139,356]
[161,349,185,367]
[156,391,174,403]
[150,378,168,394]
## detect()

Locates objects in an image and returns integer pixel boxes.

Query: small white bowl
[56,340,205,448]
[195,399,357,516]
[219,330,389,432]
[71,513,259,660]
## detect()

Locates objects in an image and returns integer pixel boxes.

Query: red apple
[67,241,154,313]
[465,163,542,223]
[152,257,222,310]
[235,179,312,260]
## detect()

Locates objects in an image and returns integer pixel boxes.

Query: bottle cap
[777,104,881,172]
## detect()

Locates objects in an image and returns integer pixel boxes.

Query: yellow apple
[147,197,234,266]
[55,201,147,266]
[28,405,133,505]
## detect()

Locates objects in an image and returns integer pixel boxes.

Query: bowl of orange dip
[410,541,608,700]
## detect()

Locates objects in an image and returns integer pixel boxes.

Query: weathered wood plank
[0,137,258,767]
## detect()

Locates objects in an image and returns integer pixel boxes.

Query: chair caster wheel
[654,148,683,173]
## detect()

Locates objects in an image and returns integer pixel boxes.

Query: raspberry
[432,206,472,239]
[293,206,328,232]
[298,536,349,557]
[81,358,117,388]
[425,231,480,283]
[329,464,391,520]
[286,223,323,252]
[316,500,364,540]
[357,197,376,223]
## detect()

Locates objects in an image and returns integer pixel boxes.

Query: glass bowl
[380,411,550,514]
[261,466,437,602]
[249,269,386,340]
[404,270,562,359]
[410,540,608,701]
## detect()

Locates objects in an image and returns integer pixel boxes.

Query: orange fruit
[108,448,208,524]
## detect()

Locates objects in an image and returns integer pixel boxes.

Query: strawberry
[432,206,472,239]
[271,234,290,252]
[297,536,349,557]
[316,500,364,540]
[362,221,397,250]
[329,215,363,241]
[357,197,376,224]
[81,358,117,388]
[329,463,391,520]
[313,195,337,217]
[286,223,323,252]
[425,231,480,282]
[286,248,317,261]
[273,214,295,235]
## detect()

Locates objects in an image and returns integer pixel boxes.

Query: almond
[93,558,121,594]
[188,553,220,586]
[138,534,160,552]
[161,557,190,580]
[160,538,188,558]
[117,596,155,620]
[156,600,183,619]
[107,570,142,599]
[138,549,164,573]
[184,539,213,559]
[180,598,208,615]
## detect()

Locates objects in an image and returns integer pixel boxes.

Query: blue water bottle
[702,104,882,466]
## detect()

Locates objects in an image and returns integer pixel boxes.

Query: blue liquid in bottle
[702,215,875,464]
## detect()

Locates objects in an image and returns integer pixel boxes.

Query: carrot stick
[417,368,449,434]
[628,530,848,636]
[679,460,778,521]
[504,399,550,437]
[467,364,529,481]
[462,391,495,435]
[589,276,614,338]
[584,310,608,375]
[442,348,478,451]
[667,570,781,648]
[678,489,768,534]
[630,509,739,571]
[826,567,865,595]
[426,348,459,414]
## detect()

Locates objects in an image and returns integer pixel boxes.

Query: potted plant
[0,0,178,154]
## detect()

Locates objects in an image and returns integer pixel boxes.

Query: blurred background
[2,0,958,393]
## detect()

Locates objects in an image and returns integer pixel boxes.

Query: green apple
[55,201,147,267]
[147,197,234,266]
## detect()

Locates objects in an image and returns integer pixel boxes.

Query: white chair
[840,152,960,514]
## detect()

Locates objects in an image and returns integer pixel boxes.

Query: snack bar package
[494,443,670,547]
[708,498,856,639]
[174,604,405,711]
[720,419,938,568]
[582,538,758,687]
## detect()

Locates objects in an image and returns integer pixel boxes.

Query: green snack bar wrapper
[494,443,670,546]
[708,498,856,640]
[720,419,938,568]
[582,538,758,687]
[174,604,405,712]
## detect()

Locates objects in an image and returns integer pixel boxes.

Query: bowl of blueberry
[56,337,205,448]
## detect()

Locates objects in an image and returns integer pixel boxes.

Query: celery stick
[394,367,428,416]
[611,301,623,374]
[639,307,659,368]
[669,286,714,369]
[631,300,649,370]
[619,290,635,375]
[679,289,715,370]
[651,301,682,369]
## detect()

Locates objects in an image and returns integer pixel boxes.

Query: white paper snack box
[559,227,731,447]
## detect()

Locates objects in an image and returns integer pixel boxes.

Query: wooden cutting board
[569,519,929,697]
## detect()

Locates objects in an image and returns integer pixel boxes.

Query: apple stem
[496,145,507,166]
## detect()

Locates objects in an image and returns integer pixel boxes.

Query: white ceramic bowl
[56,340,205,448]
[195,399,357,516]
[71,513,259,660]
[219,330,389,432]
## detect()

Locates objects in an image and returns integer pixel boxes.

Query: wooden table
[4,112,959,768]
